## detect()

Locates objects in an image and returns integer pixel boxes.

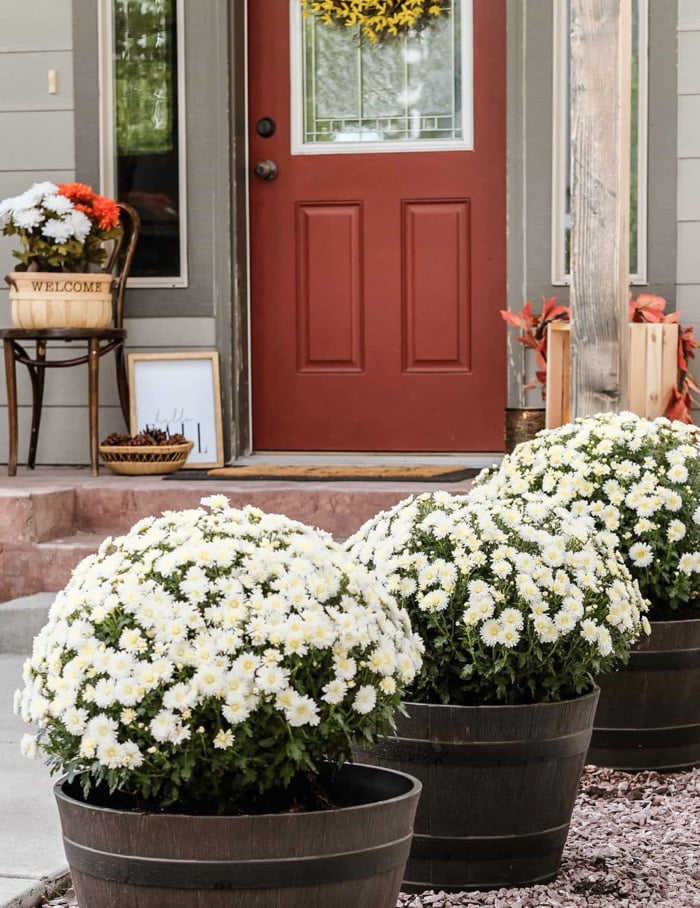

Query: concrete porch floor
[0,456,495,604]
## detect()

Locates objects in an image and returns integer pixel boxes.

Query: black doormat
[163,464,480,482]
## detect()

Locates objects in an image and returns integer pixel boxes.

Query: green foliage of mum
[15,497,423,813]
[474,412,700,618]
[347,492,648,706]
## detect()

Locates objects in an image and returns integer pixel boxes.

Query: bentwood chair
[1,203,140,476]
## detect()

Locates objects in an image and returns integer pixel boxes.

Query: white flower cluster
[0,182,91,243]
[473,411,700,615]
[347,491,648,704]
[15,497,422,807]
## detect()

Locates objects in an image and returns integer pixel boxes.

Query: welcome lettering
[30,280,102,293]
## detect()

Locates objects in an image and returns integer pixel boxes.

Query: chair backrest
[105,202,140,329]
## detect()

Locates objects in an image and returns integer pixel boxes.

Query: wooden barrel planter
[355,689,598,892]
[588,617,700,771]
[54,763,421,908]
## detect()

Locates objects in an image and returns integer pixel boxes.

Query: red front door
[248,1,506,451]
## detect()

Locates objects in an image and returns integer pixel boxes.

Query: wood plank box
[545,322,679,429]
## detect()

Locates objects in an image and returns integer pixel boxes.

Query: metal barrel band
[591,722,700,748]
[628,649,700,670]
[369,728,592,765]
[410,821,570,861]
[63,833,412,891]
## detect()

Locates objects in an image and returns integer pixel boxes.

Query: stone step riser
[0,487,422,603]
[0,542,100,603]
[72,487,414,539]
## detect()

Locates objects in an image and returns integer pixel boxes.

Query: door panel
[248,0,506,451]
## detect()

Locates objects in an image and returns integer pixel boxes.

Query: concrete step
[0,469,479,603]
[1,533,107,603]
[0,593,55,654]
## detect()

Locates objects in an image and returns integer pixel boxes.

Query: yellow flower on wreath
[301,0,445,44]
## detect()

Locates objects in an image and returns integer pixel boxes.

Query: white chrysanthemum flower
[667,463,689,484]
[418,589,449,612]
[120,741,144,768]
[195,665,227,697]
[20,734,38,759]
[333,654,357,680]
[213,729,234,750]
[322,677,348,704]
[668,520,686,543]
[85,715,119,742]
[285,692,321,726]
[222,696,254,725]
[63,707,89,735]
[352,685,377,715]
[379,676,397,695]
[497,625,520,648]
[255,664,290,694]
[596,626,613,656]
[533,614,559,643]
[499,607,524,631]
[97,740,124,769]
[580,619,599,643]
[679,553,695,574]
[150,710,183,743]
[479,619,502,645]
[629,542,654,568]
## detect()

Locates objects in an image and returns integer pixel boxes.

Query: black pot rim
[647,615,700,628]
[401,686,600,714]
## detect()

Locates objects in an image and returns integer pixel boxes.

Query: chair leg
[115,343,130,427]
[88,338,100,476]
[3,340,18,476]
[27,340,47,470]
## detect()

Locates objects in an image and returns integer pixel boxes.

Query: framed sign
[127,352,224,468]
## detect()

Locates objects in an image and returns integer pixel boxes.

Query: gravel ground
[41,766,700,908]
[397,765,700,908]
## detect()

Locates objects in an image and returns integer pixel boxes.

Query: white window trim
[551,0,648,286]
[98,0,188,289]
[289,0,474,155]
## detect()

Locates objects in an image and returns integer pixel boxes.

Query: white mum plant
[347,492,648,705]
[473,412,700,619]
[15,497,423,813]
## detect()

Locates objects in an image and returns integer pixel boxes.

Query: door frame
[230,1,511,459]
[229,1,252,458]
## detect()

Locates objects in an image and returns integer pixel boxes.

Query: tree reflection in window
[112,0,180,278]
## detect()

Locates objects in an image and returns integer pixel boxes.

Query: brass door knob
[255,160,278,181]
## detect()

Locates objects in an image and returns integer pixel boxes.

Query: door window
[291,0,473,153]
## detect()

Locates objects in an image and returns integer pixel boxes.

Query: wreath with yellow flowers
[301,0,445,44]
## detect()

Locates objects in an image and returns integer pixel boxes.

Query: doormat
[164,465,480,482]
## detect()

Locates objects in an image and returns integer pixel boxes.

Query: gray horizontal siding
[0,0,72,52]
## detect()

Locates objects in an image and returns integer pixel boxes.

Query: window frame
[97,0,189,288]
[289,0,474,156]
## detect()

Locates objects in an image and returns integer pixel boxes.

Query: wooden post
[569,0,632,417]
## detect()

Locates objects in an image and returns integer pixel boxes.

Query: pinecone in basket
[100,427,189,447]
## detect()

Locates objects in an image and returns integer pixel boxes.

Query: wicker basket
[98,441,194,475]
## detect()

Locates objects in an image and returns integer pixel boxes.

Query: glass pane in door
[297,0,472,151]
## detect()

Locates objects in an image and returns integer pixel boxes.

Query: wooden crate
[545,322,679,429]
